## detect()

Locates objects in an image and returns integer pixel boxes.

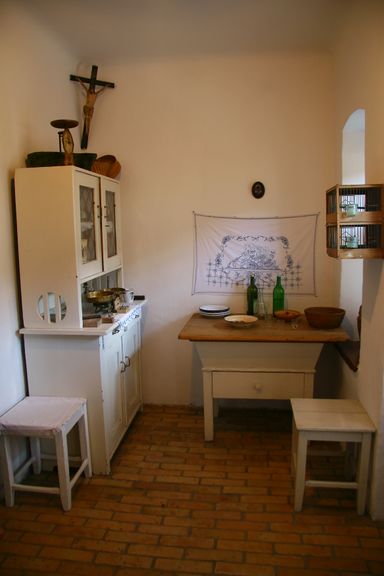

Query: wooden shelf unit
[326,184,384,259]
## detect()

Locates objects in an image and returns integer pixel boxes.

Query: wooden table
[179,314,349,440]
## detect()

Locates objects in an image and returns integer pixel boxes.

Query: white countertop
[19,301,146,337]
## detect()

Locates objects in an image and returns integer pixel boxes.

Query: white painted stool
[0,396,92,511]
[290,398,375,515]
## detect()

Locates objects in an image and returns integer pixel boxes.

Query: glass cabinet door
[105,189,117,258]
[76,172,103,279]
[101,179,121,272]
[80,185,97,263]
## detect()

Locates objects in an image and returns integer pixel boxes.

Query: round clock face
[62,129,74,154]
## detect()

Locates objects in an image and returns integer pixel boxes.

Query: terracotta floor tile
[0,405,384,576]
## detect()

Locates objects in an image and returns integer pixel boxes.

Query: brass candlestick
[51,119,79,165]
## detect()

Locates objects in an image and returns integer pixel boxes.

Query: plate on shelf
[224,314,258,328]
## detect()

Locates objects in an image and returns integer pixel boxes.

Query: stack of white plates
[199,304,230,318]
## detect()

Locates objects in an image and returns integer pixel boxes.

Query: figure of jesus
[70,65,114,149]
[79,80,107,149]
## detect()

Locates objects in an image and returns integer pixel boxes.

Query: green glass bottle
[247,275,258,315]
[273,276,285,315]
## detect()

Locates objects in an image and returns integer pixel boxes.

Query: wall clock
[251,181,265,199]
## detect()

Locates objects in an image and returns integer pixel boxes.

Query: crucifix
[70,65,115,149]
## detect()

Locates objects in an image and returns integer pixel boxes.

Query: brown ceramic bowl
[304,307,345,329]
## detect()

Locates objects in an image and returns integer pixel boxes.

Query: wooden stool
[0,396,92,511]
[290,398,375,515]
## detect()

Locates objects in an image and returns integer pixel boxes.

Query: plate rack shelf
[326,184,384,259]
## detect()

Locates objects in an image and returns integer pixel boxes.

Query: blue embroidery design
[206,234,302,290]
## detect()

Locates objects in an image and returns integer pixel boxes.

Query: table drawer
[212,371,305,399]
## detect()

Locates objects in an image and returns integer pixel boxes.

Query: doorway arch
[340,109,365,339]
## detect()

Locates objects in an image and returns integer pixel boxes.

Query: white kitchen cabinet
[22,307,143,474]
[121,316,142,427]
[101,330,127,460]
[101,314,142,460]
[15,166,122,330]
[15,164,143,474]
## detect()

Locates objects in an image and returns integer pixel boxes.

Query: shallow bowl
[224,315,258,328]
[274,310,301,323]
[304,307,345,329]
[85,289,115,304]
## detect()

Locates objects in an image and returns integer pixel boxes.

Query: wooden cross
[70,65,115,149]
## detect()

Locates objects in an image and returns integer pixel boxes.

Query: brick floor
[1,405,384,575]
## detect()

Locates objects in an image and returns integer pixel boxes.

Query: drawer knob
[253,383,262,392]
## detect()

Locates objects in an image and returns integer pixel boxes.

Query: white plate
[200,310,230,318]
[224,314,258,328]
[199,304,230,313]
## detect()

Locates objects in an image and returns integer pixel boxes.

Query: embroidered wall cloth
[193,213,318,295]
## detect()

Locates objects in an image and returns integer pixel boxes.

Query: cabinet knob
[253,383,262,392]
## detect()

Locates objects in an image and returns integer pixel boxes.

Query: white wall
[0,1,78,415]
[83,53,338,404]
[335,0,384,519]
[0,5,340,410]
[4,0,384,519]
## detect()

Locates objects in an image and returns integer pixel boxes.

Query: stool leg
[0,436,15,506]
[294,432,308,512]
[55,430,71,511]
[78,411,92,478]
[344,442,356,481]
[356,433,372,515]
[30,437,41,474]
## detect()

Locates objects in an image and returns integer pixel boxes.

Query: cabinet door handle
[120,360,127,373]
[125,355,131,367]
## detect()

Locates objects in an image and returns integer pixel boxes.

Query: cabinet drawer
[212,371,305,399]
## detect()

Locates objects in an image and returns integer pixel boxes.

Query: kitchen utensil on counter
[85,289,115,304]
[85,289,115,314]
[113,288,134,309]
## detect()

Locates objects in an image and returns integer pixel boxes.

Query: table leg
[303,372,314,398]
[0,435,15,506]
[202,370,214,441]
